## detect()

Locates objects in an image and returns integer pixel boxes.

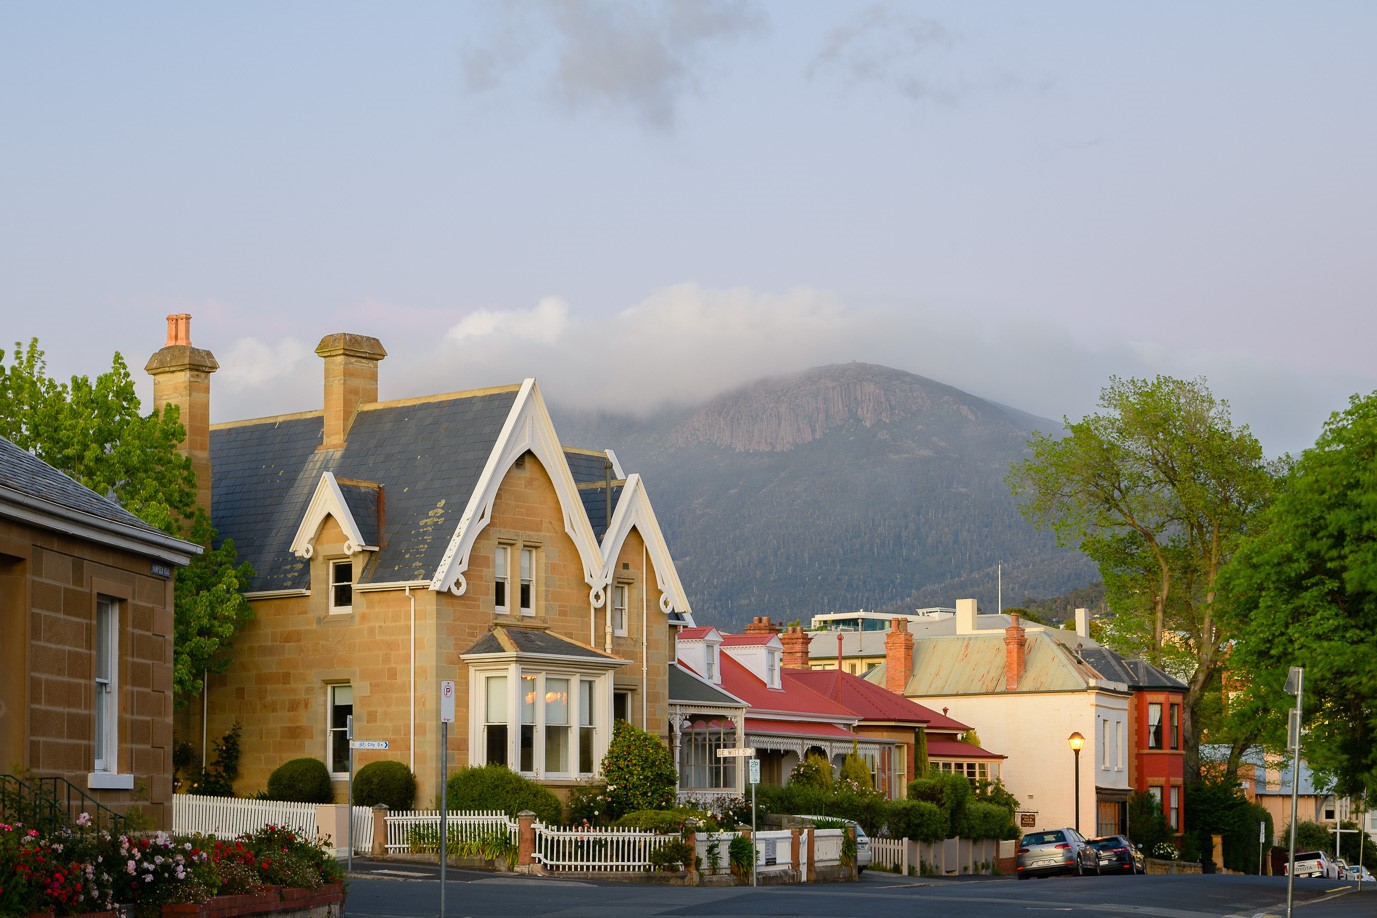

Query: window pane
[546,725,569,773]
[579,726,595,774]
[486,676,507,722]
[519,548,534,612]
[521,675,536,724]
[579,680,594,727]
[519,725,534,772]
[332,560,353,609]
[486,725,508,766]
[330,685,353,773]
[495,546,508,609]
[1148,703,1163,749]
[545,678,569,725]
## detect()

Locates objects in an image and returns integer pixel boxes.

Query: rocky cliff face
[551,362,1094,629]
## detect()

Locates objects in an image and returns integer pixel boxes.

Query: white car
[1326,857,1348,880]
[794,815,873,873]
[1343,864,1373,882]
[1286,851,1330,878]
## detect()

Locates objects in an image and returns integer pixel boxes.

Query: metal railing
[0,773,127,835]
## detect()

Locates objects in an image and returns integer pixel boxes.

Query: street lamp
[1068,732,1085,833]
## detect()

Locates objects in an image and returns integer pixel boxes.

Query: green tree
[1009,376,1279,780]
[1217,392,1377,801]
[0,340,253,703]
[839,744,874,792]
[601,719,677,818]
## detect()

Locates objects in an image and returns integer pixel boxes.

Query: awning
[927,738,1005,760]
[744,718,860,740]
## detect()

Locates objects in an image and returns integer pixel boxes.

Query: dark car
[1016,827,1099,879]
[1089,835,1146,874]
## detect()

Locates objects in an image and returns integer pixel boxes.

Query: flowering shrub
[0,818,341,917]
[0,819,118,916]
[1153,841,1180,860]
[601,720,677,818]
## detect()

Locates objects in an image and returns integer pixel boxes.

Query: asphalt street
[338,858,1375,918]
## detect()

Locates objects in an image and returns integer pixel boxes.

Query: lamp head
[1068,731,1085,752]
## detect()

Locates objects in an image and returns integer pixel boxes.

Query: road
[339,859,1374,918]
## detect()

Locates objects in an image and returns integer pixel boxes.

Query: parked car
[1326,857,1349,880]
[1016,827,1099,879]
[1343,864,1374,882]
[1089,835,1146,874]
[1285,851,1330,878]
[794,815,872,873]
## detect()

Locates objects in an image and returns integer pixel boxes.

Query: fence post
[685,818,699,883]
[806,828,815,883]
[517,811,537,873]
[371,805,389,857]
[791,828,800,880]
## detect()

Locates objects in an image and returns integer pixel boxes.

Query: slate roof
[669,663,747,707]
[461,625,623,662]
[211,387,520,592]
[1079,647,1186,691]
[0,435,197,563]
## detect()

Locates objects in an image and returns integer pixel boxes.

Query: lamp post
[1068,732,1085,833]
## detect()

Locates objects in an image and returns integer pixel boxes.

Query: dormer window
[766,647,780,687]
[330,559,353,613]
[705,644,718,681]
[519,546,535,616]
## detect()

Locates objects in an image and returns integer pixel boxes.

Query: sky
[3,1,1374,459]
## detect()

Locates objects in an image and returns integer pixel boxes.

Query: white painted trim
[289,472,378,559]
[430,379,603,596]
[243,589,312,600]
[87,772,134,791]
[598,473,693,624]
[353,580,431,592]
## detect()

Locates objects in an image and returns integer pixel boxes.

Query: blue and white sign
[350,740,389,750]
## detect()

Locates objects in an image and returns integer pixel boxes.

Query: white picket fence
[172,794,322,840]
[533,824,672,873]
[382,809,515,855]
[870,835,1014,875]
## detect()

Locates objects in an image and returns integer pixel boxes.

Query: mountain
[550,362,1098,631]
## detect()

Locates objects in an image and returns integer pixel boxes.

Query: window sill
[88,772,135,791]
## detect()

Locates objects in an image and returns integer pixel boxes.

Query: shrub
[354,759,417,811]
[788,752,834,792]
[965,801,1018,840]
[728,833,755,876]
[880,799,946,843]
[839,745,873,792]
[267,757,335,803]
[648,837,697,871]
[908,772,971,837]
[1127,790,1172,854]
[565,780,611,826]
[446,764,563,824]
[601,720,677,819]
[615,808,719,833]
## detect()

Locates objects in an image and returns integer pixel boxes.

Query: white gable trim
[430,378,603,596]
[290,472,377,558]
[599,473,694,624]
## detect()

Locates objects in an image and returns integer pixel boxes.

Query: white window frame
[471,664,607,780]
[88,597,132,789]
[705,644,718,681]
[494,545,510,614]
[766,648,780,688]
[327,683,353,776]
[329,558,353,614]
[612,583,629,637]
[1147,702,1163,749]
[679,720,736,791]
[519,547,536,616]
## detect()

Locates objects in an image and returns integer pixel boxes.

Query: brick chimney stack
[781,625,811,669]
[884,617,913,696]
[1004,613,1027,691]
[145,313,218,524]
[316,333,386,450]
[743,616,780,636]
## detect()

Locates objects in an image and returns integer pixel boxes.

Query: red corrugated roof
[714,653,857,720]
[721,633,777,646]
[926,738,1005,760]
[789,668,974,729]
[676,626,714,640]
[744,718,861,740]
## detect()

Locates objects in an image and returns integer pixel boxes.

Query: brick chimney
[781,624,811,669]
[316,333,386,450]
[743,616,780,636]
[884,617,913,696]
[145,314,218,523]
[1004,613,1027,691]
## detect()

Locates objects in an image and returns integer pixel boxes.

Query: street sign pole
[439,680,455,918]
[346,715,354,873]
[1285,666,1304,918]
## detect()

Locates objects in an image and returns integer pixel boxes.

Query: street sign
[717,747,755,758]
[748,758,760,785]
[350,740,389,750]
[440,680,455,724]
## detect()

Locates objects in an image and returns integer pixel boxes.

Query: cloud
[806,3,1015,105]
[459,0,767,130]
[446,295,571,346]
